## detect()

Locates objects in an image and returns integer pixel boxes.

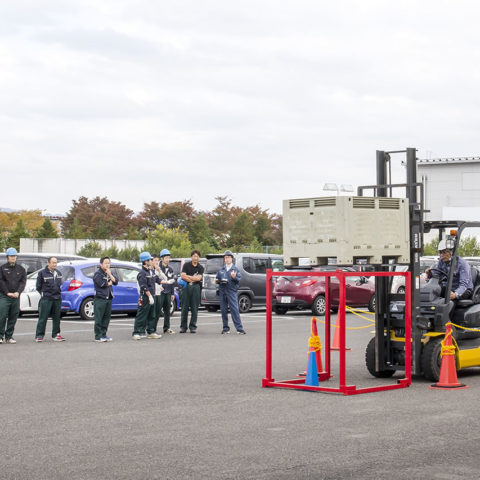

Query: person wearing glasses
[427,239,473,301]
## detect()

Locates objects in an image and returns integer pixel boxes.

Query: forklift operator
[428,240,473,301]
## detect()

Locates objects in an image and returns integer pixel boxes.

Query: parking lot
[3,309,480,480]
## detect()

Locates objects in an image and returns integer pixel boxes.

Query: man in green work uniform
[0,248,27,344]
[180,250,204,333]
[93,256,118,342]
[35,256,66,342]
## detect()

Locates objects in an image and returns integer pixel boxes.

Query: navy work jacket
[137,266,160,296]
[216,264,242,292]
[36,266,63,300]
[93,268,118,300]
[435,256,474,297]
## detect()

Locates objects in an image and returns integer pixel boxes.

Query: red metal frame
[262,269,412,395]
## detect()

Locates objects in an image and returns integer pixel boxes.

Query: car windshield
[205,257,224,274]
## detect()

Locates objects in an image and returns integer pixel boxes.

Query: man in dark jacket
[133,252,162,340]
[35,256,65,342]
[93,256,118,342]
[180,250,204,333]
[159,248,176,334]
[0,247,27,344]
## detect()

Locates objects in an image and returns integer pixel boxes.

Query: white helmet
[438,239,453,252]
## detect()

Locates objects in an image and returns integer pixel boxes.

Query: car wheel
[170,299,176,317]
[397,286,405,294]
[206,306,219,312]
[421,337,443,381]
[79,297,94,321]
[238,294,252,313]
[365,337,396,378]
[311,295,326,316]
[368,294,376,312]
[274,306,288,315]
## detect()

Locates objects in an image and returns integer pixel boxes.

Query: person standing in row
[35,256,66,342]
[93,256,118,342]
[133,252,162,340]
[0,248,26,344]
[180,250,204,333]
[159,249,176,334]
[152,254,164,329]
[216,250,246,335]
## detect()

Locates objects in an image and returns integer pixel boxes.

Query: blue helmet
[160,249,171,257]
[5,247,18,256]
[139,251,153,262]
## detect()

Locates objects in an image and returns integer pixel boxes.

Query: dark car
[273,266,375,315]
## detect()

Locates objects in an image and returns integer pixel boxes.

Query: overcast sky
[1,1,479,216]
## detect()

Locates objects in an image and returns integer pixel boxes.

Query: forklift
[359,148,480,381]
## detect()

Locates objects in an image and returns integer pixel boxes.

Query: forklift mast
[358,148,424,375]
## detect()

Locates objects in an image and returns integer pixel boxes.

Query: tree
[137,200,196,233]
[68,217,87,239]
[37,218,59,238]
[144,225,192,258]
[7,219,30,250]
[189,214,213,245]
[78,241,103,257]
[229,212,255,248]
[207,196,242,238]
[62,196,135,238]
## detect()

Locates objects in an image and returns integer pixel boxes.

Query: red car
[273,267,375,315]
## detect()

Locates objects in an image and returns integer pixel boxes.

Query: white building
[418,157,480,222]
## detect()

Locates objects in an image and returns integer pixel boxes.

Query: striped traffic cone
[430,323,468,390]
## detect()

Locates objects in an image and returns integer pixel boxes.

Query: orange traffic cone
[430,323,468,390]
[331,310,351,351]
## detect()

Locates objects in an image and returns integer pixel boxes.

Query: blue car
[49,260,179,321]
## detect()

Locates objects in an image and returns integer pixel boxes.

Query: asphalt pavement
[2,309,480,480]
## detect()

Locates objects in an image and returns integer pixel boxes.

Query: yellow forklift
[361,149,480,381]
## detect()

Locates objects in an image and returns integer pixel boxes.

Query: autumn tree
[137,200,196,233]
[62,196,135,239]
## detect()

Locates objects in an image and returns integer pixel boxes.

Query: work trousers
[133,295,157,335]
[181,284,200,331]
[0,294,19,340]
[219,288,244,332]
[36,298,62,338]
[94,297,112,340]
[159,292,172,332]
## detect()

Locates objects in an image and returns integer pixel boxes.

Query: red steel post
[265,269,273,381]
[404,272,412,384]
[324,276,331,377]
[338,271,347,389]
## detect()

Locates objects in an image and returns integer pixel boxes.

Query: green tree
[189,214,213,245]
[7,219,30,250]
[458,236,480,256]
[116,246,141,262]
[67,217,87,239]
[229,212,255,248]
[78,241,103,257]
[37,218,59,238]
[145,225,192,258]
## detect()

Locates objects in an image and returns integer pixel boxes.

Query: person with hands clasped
[159,249,176,334]
[216,250,246,335]
[133,252,162,340]
[0,247,27,344]
[180,249,204,333]
[35,256,65,342]
[93,256,118,342]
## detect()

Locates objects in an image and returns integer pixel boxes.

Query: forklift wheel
[365,337,395,378]
[421,337,444,382]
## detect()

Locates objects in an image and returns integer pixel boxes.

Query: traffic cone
[331,310,351,351]
[430,323,468,390]
[298,318,324,377]
[305,351,319,386]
